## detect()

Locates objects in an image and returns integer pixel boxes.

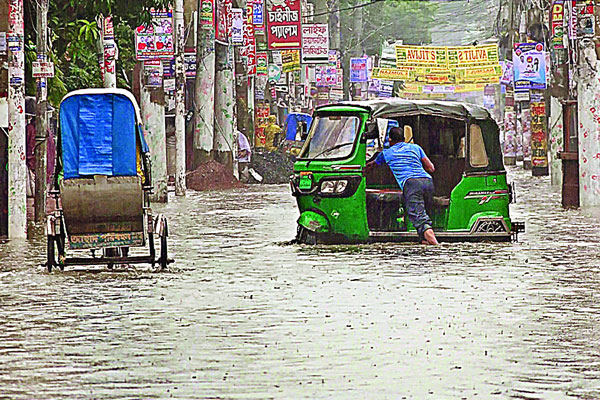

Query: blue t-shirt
[375,142,432,189]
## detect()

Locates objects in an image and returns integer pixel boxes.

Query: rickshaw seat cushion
[60,93,138,179]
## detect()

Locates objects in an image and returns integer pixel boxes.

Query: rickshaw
[45,89,171,271]
[281,113,312,156]
[290,98,525,244]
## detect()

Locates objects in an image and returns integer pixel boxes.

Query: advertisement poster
[200,0,214,29]
[447,45,499,68]
[531,101,548,168]
[315,65,337,87]
[135,10,174,60]
[504,108,516,158]
[256,52,268,76]
[243,3,256,75]
[282,49,301,73]
[184,49,196,78]
[301,24,329,64]
[499,60,514,86]
[144,60,163,87]
[350,58,369,82]
[395,45,448,68]
[231,8,244,45]
[268,64,282,83]
[576,2,595,37]
[253,0,264,29]
[513,43,547,90]
[551,0,565,49]
[215,0,228,43]
[267,0,302,49]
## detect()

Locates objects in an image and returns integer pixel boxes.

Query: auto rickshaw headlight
[320,179,348,194]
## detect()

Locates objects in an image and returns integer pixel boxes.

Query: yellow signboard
[395,46,448,68]
[372,67,416,81]
[447,45,499,68]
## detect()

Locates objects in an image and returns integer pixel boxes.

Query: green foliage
[24,0,170,106]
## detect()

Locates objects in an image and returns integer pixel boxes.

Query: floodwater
[1,167,600,399]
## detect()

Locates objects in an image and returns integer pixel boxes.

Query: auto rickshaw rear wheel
[297,226,318,245]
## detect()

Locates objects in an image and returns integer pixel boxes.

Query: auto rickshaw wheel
[297,226,318,245]
[159,235,168,270]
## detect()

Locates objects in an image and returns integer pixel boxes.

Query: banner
[135,10,174,60]
[513,43,547,90]
[395,45,448,68]
[551,0,565,49]
[253,0,264,29]
[267,0,302,49]
[200,0,214,29]
[372,67,415,81]
[447,45,499,68]
[215,0,228,43]
[315,65,337,87]
[282,49,301,73]
[256,52,268,76]
[531,100,548,168]
[350,58,369,82]
[231,8,243,45]
[244,3,256,75]
[301,24,329,64]
[499,61,514,85]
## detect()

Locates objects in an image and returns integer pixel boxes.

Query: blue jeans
[403,178,434,240]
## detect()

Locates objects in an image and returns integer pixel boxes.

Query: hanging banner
[244,3,256,75]
[282,49,301,73]
[551,0,565,49]
[215,0,228,43]
[395,45,448,68]
[531,100,548,168]
[135,9,174,60]
[256,52,268,76]
[200,0,215,29]
[253,0,265,29]
[301,23,329,64]
[231,8,244,45]
[350,58,369,82]
[513,42,547,90]
[447,45,499,68]
[267,0,302,49]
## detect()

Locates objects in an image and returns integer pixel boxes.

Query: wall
[549,97,563,186]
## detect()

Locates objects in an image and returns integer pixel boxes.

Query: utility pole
[7,0,27,238]
[34,0,49,225]
[100,16,117,88]
[174,0,187,195]
[193,0,216,166]
[214,43,236,172]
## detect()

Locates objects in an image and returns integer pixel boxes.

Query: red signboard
[215,0,228,43]
[267,0,301,50]
[244,3,256,75]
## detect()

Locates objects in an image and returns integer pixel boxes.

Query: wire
[311,0,386,17]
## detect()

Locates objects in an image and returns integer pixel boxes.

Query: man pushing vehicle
[366,126,439,245]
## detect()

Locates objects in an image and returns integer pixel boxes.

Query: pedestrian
[263,115,282,152]
[237,130,252,182]
[366,126,439,245]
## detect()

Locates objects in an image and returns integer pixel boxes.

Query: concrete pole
[102,16,117,88]
[7,0,27,238]
[34,0,49,224]
[193,5,216,165]
[214,43,236,172]
[139,65,169,203]
[174,0,187,195]
[247,76,255,147]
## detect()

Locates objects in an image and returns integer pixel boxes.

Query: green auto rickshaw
[290,98,524,244]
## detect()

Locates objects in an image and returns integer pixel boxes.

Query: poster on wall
[267,0,302,49]
[135,10,174,60]
[200,0,215,29]
[231,8,244,44]
[513,43,547,90]
[350,58,369,82]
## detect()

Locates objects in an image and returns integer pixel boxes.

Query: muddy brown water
[1,167,600,399]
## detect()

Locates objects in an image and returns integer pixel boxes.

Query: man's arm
[366,151,386,171]
[421,156,435,173]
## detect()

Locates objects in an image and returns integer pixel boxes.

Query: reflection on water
[1,167,600,399]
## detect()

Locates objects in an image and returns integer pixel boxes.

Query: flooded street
[1,167,600,399]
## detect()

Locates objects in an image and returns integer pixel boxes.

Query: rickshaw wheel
[159,235,168,270]
[46,235,55,272]
[297,226,318,245]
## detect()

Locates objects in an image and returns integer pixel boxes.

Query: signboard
[231,8,244,44]
[301,23,329,64]
[268,64,282,83]
[396,45,448,68]
[32,61,55,78]
[253,0,265,29]
[200,0,215,29]
[282,49,301,73]
[244,3,256,75]
[513,42,547,90]
[256,52,268,76]
[0,32,6,55]
[315,65,337,87]
[184,49,197,78]
[267,0,302,49]
[530,100,548,168]
[144,60,163,87]
[514,90,530,102]
[272,50,282,65]
[135,10,174,60]
[350,58,369,82]
[551,0,565,49]
[215,0,228,43]
[447,45,499,68]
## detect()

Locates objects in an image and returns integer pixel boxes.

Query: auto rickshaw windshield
[299,115,361,160]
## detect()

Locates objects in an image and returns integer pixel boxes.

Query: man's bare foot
[423,229,439,245]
